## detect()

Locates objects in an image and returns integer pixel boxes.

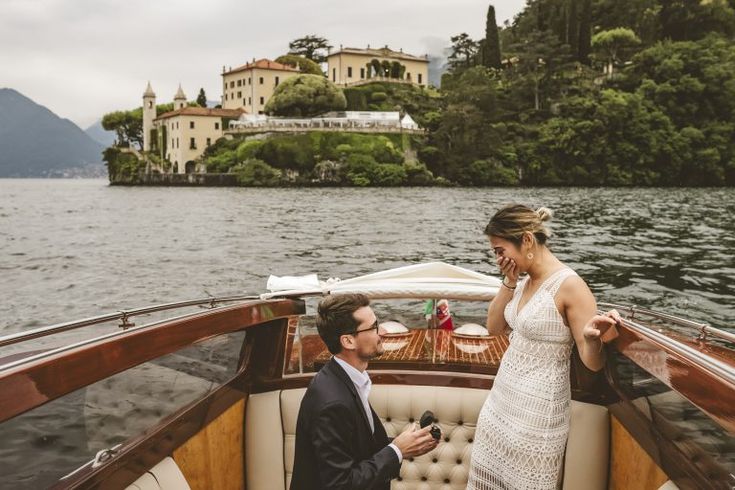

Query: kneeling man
[291,294,438,489]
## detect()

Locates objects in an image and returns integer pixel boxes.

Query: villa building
[326,45,429,87]
[221,59,300,114]
[142,83,244,174]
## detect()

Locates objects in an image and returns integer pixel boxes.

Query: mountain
[85,119,116,147]
[0,88,105,177]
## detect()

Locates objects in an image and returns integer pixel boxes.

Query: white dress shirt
[333,356,402,463]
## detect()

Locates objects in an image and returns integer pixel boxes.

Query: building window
[215,122,220,130]
[237,80,242,87]
[248,97,251,105]
[347,66,352,78]
[332,68,336,81]
[259,77,264,84]
[243,98,246,105]
[190,137,196,150]
[237,91,242,98]
[258,110,264,115]
[225,94,228,100]
[259,96,264,105]
[407,73,412,81]
[148,101,153,108]
[230,81,234,88]
[248,77,251,85]
[275,76,279,86]
[171,138,174,148]
[206,137,211,146]
[360,68,365,79]
[418,73,423,84]
[189,121,194,129]
[176,122,179,129]
[176,137,179,148]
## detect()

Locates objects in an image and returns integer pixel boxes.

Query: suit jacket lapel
[328,358,376,441]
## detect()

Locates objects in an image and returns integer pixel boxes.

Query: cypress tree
[577,0,592,63]
[568,0,579,53]
[484,4,502,69]
[196,88,207,107]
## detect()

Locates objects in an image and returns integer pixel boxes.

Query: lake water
[1,179,733,333]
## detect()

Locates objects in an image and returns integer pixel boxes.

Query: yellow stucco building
[326,46,429,87]
[143,84,244,174]
[221,59,300,114]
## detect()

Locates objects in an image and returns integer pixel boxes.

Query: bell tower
[142,82,156,152]
[174,84,187,110]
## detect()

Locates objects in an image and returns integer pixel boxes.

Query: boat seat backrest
[246,384,609,490]
[124,456,191,490]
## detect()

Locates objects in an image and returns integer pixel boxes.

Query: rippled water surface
[1,179,733,332]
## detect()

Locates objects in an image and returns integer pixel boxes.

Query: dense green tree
[660,0,735,41]
[592,28,641,77]
[288,35,332,63]
[275,54,324,75]
[232,159,282,186]
[196,88,207,107]
[265,75,346,117]
[484,5,502,69]
[102,110,143,148]
[578,0,592,62]
[448,33,480,71]
[533,90,681,185]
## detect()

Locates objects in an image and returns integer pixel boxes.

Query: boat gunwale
[0,299,305,425]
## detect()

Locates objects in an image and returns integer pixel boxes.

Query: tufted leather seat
[246,384,609,489]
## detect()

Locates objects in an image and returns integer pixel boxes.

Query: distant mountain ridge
[0,88,105,177]
[85,119,116,147]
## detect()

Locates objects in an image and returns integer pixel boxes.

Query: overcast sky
[1,0,527,128]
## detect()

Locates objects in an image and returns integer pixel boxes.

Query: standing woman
[467,204,619,490]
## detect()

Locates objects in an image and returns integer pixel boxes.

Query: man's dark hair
[316,293,370,355]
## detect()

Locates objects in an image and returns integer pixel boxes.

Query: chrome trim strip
[0,295,258,347]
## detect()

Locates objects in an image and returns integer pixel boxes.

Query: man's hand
[392,424,439,459]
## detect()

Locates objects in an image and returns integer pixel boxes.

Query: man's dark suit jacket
[290,358,400,490]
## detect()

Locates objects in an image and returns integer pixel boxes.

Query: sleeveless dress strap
[544,268,577,298]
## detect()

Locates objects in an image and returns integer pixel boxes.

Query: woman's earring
[527,252,534,260]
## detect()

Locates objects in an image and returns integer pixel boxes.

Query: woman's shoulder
[556,267,590,299]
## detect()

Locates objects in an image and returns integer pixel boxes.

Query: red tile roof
[155,107,246,121]
[223,58,301,75]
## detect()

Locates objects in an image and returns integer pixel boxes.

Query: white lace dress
[467,267,577,490]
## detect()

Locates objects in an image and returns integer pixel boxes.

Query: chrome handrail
[0,294,259,348]
[598,302,734,344]
[616,315,735,386]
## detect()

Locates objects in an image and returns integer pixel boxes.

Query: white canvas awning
[262,262,501,300]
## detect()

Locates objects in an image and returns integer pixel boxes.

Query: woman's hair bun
[536,207,553,222]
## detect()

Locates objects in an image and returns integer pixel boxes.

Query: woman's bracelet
[502,278,516,290]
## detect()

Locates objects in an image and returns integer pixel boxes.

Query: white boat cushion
[453,323,490,337]
[124,456,191,490]
[380,321,409,334]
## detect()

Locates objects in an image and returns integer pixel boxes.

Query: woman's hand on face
[496,256,519,285]
[582,309,621,344]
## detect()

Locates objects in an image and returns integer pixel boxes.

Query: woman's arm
[486,256,518,336]
[561,276,620,372]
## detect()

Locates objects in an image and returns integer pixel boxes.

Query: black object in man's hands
[419,410,442,441]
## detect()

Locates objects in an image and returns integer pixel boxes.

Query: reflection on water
[0,180,732,334]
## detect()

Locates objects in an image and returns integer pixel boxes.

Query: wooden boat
[0,262,732,489]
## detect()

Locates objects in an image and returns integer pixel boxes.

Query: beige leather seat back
[247,385,610,490]
[125,457,191,490]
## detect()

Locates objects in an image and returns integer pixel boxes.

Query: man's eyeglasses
[345,319,380,336]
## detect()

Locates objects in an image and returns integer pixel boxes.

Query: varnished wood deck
[287,329,509,375]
